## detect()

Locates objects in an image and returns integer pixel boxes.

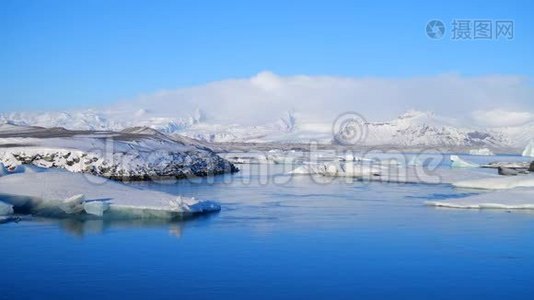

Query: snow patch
[468,148,494,156]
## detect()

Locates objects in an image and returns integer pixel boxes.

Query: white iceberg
[0,170,221,220]
[336,154,374,162]
[290,160,500,185]
[522,140,534,157]
[425,188,534,210]
[450,155,479,168]
[468,148,494,156]
[83,200,111,217]
[453,175,534,190]
[289,161,382,178]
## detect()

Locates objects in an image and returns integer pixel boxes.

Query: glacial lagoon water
[2,163,534,299]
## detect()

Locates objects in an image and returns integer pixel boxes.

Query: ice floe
[425,188,534,210]
[452,174,534,190]
[0,170,221,220]
[289,160,499,185]
[289,161,382,178]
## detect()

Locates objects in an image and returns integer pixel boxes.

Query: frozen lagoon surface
[2,157,534,299]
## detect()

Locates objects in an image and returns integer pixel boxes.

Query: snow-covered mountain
[2,72,533,150]
[0,108,531,150]
[357,111,512,148]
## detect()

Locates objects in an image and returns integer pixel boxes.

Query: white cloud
[472,109,534,127]
[109,71,534,127]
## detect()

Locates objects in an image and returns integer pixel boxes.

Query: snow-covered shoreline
[0,124,237,181]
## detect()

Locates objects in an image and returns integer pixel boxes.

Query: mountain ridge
[1,109,531,150]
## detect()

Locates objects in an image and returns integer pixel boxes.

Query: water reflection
[12,212,220,238]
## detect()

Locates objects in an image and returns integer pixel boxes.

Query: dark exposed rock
[498,167,519,176]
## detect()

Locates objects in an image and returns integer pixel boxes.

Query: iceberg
[425,188,534,210]
[289,161,382,178]
[336,154,374,162]
[290,160,501,185]
[468,148,494,156]
[450,155,479,168]
[522,140,534,157]
[0,170,221,220]
[83,201,111,217]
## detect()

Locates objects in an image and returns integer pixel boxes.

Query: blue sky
[1,0,533,112]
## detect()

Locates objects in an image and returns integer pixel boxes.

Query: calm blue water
[2,165,534,299]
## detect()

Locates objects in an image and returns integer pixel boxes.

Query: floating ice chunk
[288,165,313,175]
[288,162,340,176]
[336,154,374,162]
[450,155,479,168]
[170,197,221,213]
[425,188,534,209]
[0,171,221,220]
[0,201,14,216]
[83,201,110,217]
[522,140,534,157]
[324,162,342,176]
[289,161,381,178]
[59,194,86,214]
[468,148,494,156]
[268,154,295,165]
[453,175,534,190]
